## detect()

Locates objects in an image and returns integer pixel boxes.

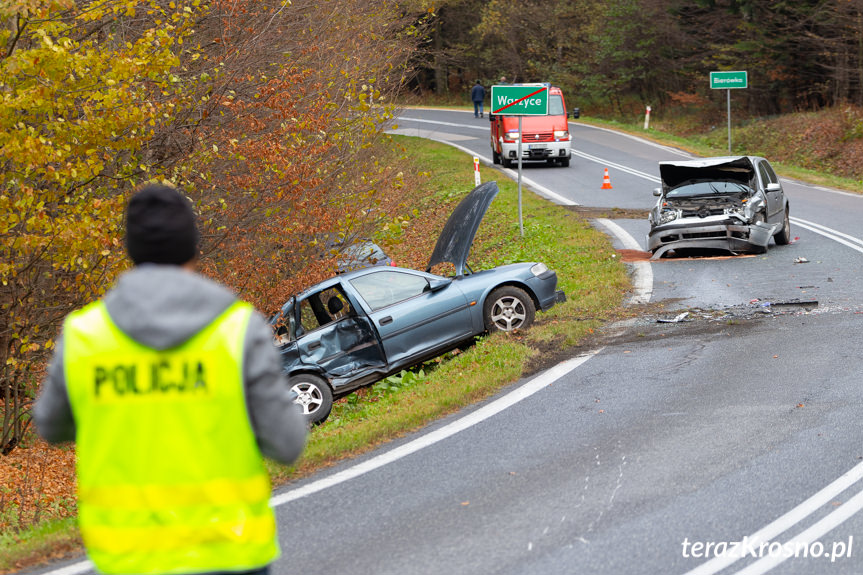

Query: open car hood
[426,181,499,277]
[659,156,755,190]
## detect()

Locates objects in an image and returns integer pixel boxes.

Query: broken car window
[298,287,353,334]
[350,271,429,311]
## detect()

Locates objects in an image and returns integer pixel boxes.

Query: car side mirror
[428,278,452,292]
[766,182,781,193]
[653,188,662,197]
[570,108,580,119]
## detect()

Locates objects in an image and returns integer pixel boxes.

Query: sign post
[710,71,747,154]
[473,156,481,186]
[490,84,549,236]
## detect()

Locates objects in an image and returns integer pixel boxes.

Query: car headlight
[504,131,519,142]
[530,263,549,277]
[658,209,679,225]
[554,130,570,140]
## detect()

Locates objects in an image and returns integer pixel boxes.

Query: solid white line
[683,459,863,575]
[734,487,863,575]
[569,121,694,158]
[45,352,601,575]
[271,351,599,506]
[595,219,652,305]
[571,149,661,182]
[397,115,488,132]
[791,218,863,256]
[791,217,863,248]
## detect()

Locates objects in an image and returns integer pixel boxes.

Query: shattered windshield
[666,181,752,198]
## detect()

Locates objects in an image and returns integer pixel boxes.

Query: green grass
[2,136,631,570]
[268,135,630,483]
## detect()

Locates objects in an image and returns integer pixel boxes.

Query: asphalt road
[30,110,863,575]
[274,110,863,575]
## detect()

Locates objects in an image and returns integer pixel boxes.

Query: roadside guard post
[474,156,481,186]
[710,70,747,154]
[491,83,550,237]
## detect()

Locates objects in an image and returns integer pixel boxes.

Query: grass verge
[1,136,631,571]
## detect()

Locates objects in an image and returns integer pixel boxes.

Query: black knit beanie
[125,183,199,266]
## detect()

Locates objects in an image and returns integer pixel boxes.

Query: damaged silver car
[647,156,791,260]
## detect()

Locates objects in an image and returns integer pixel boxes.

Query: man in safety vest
[34,183,308,575]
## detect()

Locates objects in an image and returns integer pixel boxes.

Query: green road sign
[710,71,748,89]
[491,84,549,115]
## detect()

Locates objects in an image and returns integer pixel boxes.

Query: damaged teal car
[271,182,566,424]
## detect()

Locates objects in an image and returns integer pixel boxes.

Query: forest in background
[413,0,863,127]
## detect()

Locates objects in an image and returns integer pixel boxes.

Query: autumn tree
[0,0,421,458]
[0,0,203,454]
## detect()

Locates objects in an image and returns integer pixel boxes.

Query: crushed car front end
[647,156,778,260]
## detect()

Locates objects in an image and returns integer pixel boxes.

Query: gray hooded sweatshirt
[34,264,307,464]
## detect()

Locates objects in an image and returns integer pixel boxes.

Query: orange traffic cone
[601,167,613,189]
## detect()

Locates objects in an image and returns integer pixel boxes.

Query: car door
[349,269,474,367]
[757,159,785,224]
[293,283,387,380]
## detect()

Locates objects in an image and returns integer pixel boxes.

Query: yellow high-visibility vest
[64,300,279,574]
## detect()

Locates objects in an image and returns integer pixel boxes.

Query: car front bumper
[501,140,571,161]
[647,216,779,260]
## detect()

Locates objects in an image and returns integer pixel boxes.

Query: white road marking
[595,218,652,305]
[791,217,863,255]
[271,352,599,506]
[684,459,863,575]
[571,149,661,182]
[40,351,602,575]
[733,488,863,575]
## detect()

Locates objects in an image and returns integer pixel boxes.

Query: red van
[489,84,578,168]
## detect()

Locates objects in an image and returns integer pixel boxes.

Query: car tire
[289,373,333,426]
[483,286,536,333]
[492,148,501,165]
[774,207,792,245]
[503,157,514,169]
[560,157,571,167]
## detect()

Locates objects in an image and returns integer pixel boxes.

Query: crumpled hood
[659,156,755,190]
[426,181,499,277]
[102,265,237,350]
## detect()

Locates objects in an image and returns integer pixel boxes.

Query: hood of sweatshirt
[102,264,239,350]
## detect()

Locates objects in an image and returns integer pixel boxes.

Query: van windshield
[548,94,565,116]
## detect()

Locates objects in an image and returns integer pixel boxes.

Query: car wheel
[774,207,792,245]
[560,157,571,167]
[503,157,514,169]
[484,286,536,332]
[492,148,501,165]
[290,374,333,425]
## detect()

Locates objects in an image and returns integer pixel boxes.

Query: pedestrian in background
[34,182,308,575]
[471,79,486,118]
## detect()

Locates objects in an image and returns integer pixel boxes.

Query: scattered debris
[770,299,818,308]
[657,311,691,323]
[794,256,810,264]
